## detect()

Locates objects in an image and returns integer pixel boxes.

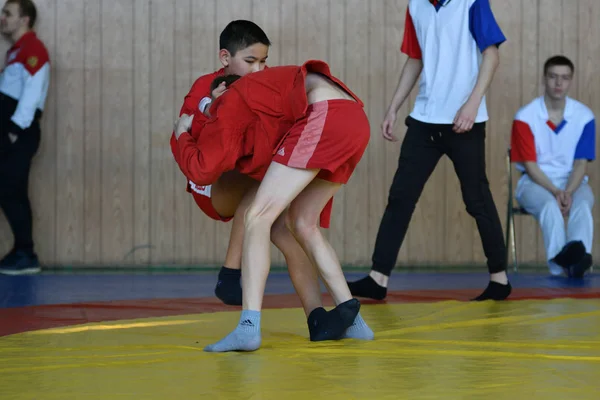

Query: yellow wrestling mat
[1,299,600,399]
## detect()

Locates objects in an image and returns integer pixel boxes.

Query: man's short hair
[210,74,242,93]
[219,20,271,56]
[6,0,37,28]
[543,55,574,76]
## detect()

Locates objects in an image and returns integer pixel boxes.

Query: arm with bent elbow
[565,159,588,194]
[175,116,239,186]
[523,162,560,196]
[174,92,248,185]
[382,57,423,141]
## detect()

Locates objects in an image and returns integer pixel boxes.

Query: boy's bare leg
[210,171,258,305]
[204,163,359,352]
[285,178,373,340]
[286,179,374,340]
[270,212,323,316]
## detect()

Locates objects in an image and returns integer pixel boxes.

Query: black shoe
[0,250,40,275]
[347,275,387,300]
[551,241,586,269]
[471,281,512,301]
[570,253,593,279]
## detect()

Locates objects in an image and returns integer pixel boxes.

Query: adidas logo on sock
[240,319,254,326]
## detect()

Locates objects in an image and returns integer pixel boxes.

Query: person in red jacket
[172,23,373,344]
[0,0,50,275]
[178,73,375,345]
[173,60,372,352]
[170,20,271,306]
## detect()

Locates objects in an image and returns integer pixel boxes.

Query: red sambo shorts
[272,99,370,228]
[186,181,232,222]
[272,99,370,184]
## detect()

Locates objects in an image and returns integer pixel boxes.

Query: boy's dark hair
[6,0,37,28]
[219,20,271,56]
[210,74,242,92]
[543,55,574,76]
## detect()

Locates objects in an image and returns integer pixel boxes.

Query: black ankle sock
[347,275,387,300]
[472,281,512,301]
[214,266,242,306]
[307,299,361,342]
[307,307,331,341]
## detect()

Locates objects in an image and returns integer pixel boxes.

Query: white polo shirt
[510,96,596,180]
[401,0,506,124]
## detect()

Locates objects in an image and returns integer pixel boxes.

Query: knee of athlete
[270,215,291,244]
[286,209,320,242]
[244,200,281,231]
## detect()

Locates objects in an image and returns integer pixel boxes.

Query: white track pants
[516,174,594,275]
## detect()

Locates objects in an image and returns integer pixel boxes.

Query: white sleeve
[11,61,50,131]
[198,96,212,114]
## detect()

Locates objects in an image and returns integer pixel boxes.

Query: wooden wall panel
[149,0,175,264]
[101,0,135,264]
[132,0,151,264]
[83,0,103,264]
[0,0,597,270]
[55,0,85,263]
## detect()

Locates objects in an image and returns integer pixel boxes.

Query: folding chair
[505,148,530,272]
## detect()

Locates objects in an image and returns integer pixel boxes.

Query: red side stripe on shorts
[288,101,328,168]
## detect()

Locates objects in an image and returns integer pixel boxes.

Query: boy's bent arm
[175,92,249,185]
[565,159,588,194]
[176,131,228,186]
[466,45,500,107]
[523,162,560,195]
[386,57,423,115]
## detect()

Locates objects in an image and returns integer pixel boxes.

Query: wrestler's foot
[214,266,242,306]
[570,253,592,279]
[308,299,361,341]
[342,312,374,340]
[347,276,387,300]
[471,281,512,301]
[551,241,586,271]
[204,310,261,352]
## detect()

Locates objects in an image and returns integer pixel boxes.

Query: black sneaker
[570,253,593,279]
[0,250,41,275]
[551,241,586,269]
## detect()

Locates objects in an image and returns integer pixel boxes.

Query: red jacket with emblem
[0,31,50,138]
[173,60,362,186]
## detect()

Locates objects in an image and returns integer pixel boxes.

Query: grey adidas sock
[343,312,374,340]
[204,310,262,352]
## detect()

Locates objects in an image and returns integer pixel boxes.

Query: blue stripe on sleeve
[469,0,507,52]
[574,119,596,160]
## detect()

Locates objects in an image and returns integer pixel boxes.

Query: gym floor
[1,269,599,399]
